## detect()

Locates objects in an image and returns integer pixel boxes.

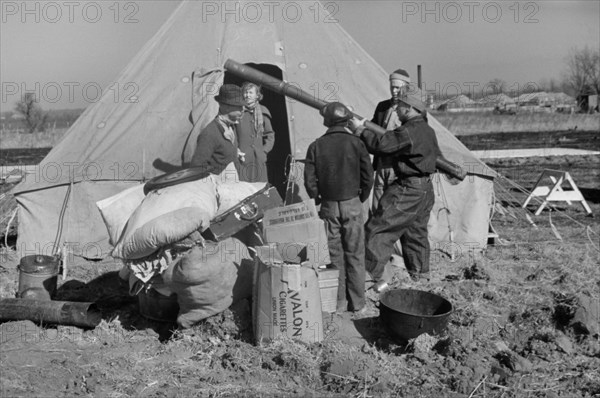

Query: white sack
[112,176,218,259]
[96,184,146,246]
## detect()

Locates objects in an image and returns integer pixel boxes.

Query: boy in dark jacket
[304,102,374,313]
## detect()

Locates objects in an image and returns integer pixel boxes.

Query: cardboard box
[263,200,330,266]
[253,245,323,344]
[263,199,318,227]
[318,269,339,313]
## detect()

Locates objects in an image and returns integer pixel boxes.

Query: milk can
[17,255,60,300]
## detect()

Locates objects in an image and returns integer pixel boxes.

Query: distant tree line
[433,46,599,103]
[1,99,84,133]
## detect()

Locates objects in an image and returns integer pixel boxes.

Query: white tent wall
[13,0,495,261]
[429,176,494,255]
[15,181,143,258]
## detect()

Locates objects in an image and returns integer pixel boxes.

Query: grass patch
[433,112,600,135]
[0,128,68,149]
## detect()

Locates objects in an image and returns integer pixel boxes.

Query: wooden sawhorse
[522,169,592,215]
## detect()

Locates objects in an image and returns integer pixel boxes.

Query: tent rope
[586,226,600,252]
[548,210,563,241]
[4,208,17,249]
[436,175,455,243]
[499,174,597,233]
[284,154,295,206]
[490,171,598,251]
[492,177,536,228]
[52,181,73,256]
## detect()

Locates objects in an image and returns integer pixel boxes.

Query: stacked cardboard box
[253,245,323,343]
[262,200,330,266]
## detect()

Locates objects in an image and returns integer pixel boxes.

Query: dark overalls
[359,115,440,282]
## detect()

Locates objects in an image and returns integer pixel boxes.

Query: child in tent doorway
[235,82,275,183]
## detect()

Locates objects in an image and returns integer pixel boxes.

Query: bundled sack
[161,237,254,328]
[215,181,267,216]
[96,184,146,246]
[112,176,218,259]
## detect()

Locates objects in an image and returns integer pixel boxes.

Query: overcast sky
[1,0,598,110]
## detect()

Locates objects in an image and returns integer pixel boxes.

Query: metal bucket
[138,288,179,323]
[17,255,60,300]
[379,289,453,342]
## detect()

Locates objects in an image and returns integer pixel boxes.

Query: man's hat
[398,95,426,113]
[214,84,245,107]
[390,68,411,84]
[321,102,352,127]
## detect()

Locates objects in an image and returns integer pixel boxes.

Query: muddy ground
[1,153,599,397]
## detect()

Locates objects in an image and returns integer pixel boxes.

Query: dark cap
[398,95,426,113]
[321,102,352,127]
[214,84,245,107]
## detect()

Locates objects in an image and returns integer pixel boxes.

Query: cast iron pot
[379,289,453,342]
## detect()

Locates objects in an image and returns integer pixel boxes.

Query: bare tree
[15,93,47,133]
[564,46,600,96]
[538,77,560,92]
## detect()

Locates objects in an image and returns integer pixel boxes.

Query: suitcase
[202,185,283,242]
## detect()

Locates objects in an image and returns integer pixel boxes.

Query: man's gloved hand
[348,117,366,133]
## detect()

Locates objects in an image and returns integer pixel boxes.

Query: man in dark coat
[304,102,374,314]
[350,95,440,292]
[191,84,245,176]
[235,82,275,182]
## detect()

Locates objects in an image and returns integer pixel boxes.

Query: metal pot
[17,255,60,300]
[379,289,453,342]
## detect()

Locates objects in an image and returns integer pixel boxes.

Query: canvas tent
[13,0,496,262]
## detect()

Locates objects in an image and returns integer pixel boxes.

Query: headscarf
[244,104,264,138]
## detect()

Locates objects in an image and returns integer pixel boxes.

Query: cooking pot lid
[19,255,60,273]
